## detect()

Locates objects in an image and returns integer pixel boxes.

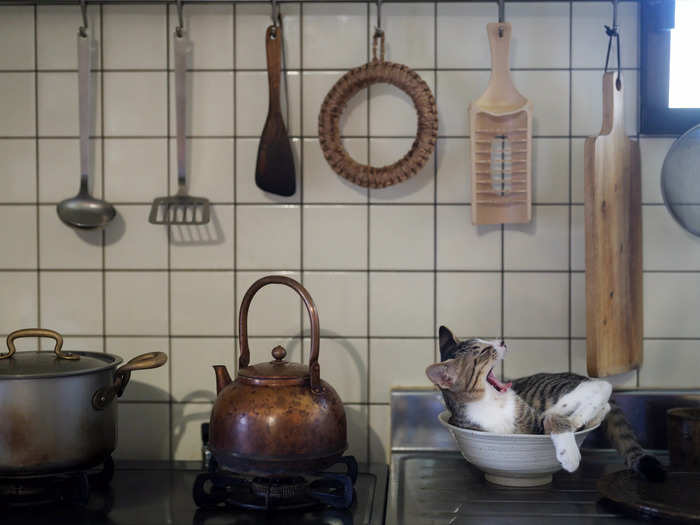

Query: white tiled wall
[0,1,697,465]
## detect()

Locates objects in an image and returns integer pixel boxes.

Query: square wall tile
[437,3,496,69]
[236,138,300,204]
[171,272,234,336]
[436,71,489,137]
[511,71,569,136]
[572,1,638,68]
[38,72,101,137]
[436,138,470,203]
[172,403,214,461]
[506,3,570,69]
[369,71,435,137]
[532,139,569,203]
[105,205,168,269]
[0,272,37,334]
[437,272,500,338]
[504,205,569,271]
[640,137,674,204]
[571,138,585,204]
[106,337,170,401]
[303,206,367,270]
[369,272,433,337]
[236,271,301,337]
[115,403,169,461]
[169,72,234,136]
[0,73,35,136]
[170,138,234,203]
[39,139,102,202]
[37,6,100,70]
[302,72,367,137]
[645,273,700,338]
[572,70,638,137]
[104,139,167,202]
[437,206,500,270]
[171,337,235,402]
[41,272,102,335]
[571,339,637,386]
[170,205,234,269]
[303,3,367,69]
[236,205,300,269]
[644,206,700,271]
[368,3,434,69]
[571,205,585,271]
[103,72,167,136]
[305,338,368,403]
[236,71,300,136]
[169,4,234,69]
[40,205,102,269]
[640,340,700,388]
[236,3,300,70]
[571,272,585,338]
[0,207,36,268]
[41,336,102,353]
[0,140,35,202]
[369,139,435,203]
[369,405,390,464]
[302,272,367,337]
[105,272,168,335]
[0,7,35,69]
[370,205,433,270]
[303,139,367,203]
[504,273,568,337]
[345,405,368,463]
[103,5,166,69]
[503,339,569,379]
[370,338,433,402]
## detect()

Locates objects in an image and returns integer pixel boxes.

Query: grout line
[33,4,40,349]
[365,0,371,465]
[432,0,438,366]
[232,1,238,374]
[100,5,107,360]
[567,0,573,374]
[298,0,305,364]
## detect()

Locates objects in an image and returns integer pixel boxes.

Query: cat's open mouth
[487,368,512,393]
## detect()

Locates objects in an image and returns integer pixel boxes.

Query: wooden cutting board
[584,72,642,377]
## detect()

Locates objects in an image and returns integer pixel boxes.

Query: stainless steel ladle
[57,23,115,230]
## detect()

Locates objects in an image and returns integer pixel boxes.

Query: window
[641,0,700,134]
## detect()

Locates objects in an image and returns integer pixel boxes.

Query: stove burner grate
[193,455,358,511]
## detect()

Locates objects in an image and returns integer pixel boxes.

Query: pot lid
[238,345,309,381]
[0,351,121,379]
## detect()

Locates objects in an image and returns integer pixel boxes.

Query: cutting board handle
[599,71,625,136]
[477,22,527,111]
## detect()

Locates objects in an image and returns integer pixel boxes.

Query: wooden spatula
[585,72,642,377]
[469,22,532,225]
[255,24,295,197]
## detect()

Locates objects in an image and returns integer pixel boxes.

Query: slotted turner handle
[175,28,187,192]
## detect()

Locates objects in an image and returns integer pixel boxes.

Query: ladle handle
[77,29,92,194]
[174,29,188,190]
[238,276,321,392]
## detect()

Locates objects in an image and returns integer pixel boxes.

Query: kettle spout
[213,365,232,394]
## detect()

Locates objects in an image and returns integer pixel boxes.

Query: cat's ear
[439,326,456,358]
[426,361,457,390]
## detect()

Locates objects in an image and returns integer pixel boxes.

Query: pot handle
[239,276,322,393]
[2,328,78,360]
[92,352,167,410]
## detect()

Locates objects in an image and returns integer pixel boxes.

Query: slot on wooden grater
[469,22,532,225]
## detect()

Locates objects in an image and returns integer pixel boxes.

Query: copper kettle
[209,275,347,475]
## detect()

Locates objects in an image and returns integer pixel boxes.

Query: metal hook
[175,0,184,37]
[375,0,383,36]
[271,0,280,27]
[497,0,505,37]
[79,0,88,37]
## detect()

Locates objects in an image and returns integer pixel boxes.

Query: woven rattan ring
[318,32,438,188]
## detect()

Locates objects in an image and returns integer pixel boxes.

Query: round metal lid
[0,351,121,379]
[237,345,309,381]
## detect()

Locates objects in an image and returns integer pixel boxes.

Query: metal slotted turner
[149,25,210,225]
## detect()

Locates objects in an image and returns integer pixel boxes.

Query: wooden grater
[469,22,532,225]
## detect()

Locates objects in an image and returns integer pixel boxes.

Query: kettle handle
[238,276,322,392]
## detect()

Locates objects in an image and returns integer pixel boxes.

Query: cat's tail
[602,401,666,482]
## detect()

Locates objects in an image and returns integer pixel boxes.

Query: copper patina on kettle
[209,275,347,475]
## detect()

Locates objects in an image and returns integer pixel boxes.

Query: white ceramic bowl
[438,410,598,487]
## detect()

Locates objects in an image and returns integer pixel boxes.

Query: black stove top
[1,461,388,525]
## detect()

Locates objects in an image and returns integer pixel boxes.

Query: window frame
[640,0,700,135]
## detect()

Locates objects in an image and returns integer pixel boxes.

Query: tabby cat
[426,326,664,481]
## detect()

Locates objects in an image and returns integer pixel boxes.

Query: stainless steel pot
[0,328,167,476]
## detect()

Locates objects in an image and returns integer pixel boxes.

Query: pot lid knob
[271,345,287,361]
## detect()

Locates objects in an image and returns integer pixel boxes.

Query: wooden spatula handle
[265,25,282,115]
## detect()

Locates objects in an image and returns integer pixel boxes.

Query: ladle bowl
[57,190,116,229]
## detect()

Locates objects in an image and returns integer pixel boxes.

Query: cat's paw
[557,444,581,472]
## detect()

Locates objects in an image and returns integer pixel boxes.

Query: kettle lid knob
[271,345,287,361]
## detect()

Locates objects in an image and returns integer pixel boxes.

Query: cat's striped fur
[426,326,665,481]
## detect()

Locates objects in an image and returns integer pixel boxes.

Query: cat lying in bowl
[426,326,664,482]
